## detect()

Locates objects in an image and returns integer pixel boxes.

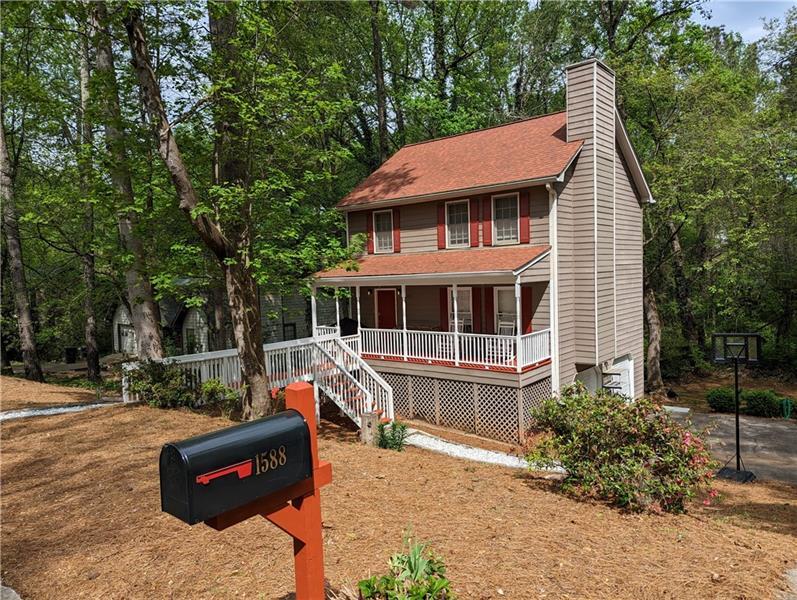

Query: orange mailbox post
[159,382,332,599]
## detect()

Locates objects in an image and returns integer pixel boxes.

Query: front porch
[312,281,552,374]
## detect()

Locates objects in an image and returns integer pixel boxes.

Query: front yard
[1,379,796,599]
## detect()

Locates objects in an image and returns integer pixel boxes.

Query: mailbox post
[159,382,332,599]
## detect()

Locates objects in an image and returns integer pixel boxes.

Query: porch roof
[315,244,550,286]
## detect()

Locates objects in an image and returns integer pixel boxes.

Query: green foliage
[527,383,716,513]
[199,379,241,418]
[127,361,195,409]
[741,389,784,418]
[377,420,408,452]
[358,536,453,600]
[706,387,736,413]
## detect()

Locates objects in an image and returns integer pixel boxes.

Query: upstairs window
[493,194,519,244]
[446,200,470,248]
[373,210,393,253]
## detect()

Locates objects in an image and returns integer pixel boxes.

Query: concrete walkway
[676,412,797,485]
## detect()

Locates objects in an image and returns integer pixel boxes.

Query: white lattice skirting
[379,372,552,443]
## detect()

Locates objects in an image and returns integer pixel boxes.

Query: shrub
[358,537,453,599]
[127,360,195,409]
[199,379,241,418]
[706,387,735,413]
[742,389,782,418]
[377,421,408,451]
[527,383,716,513]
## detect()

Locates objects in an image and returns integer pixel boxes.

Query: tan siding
[614,147,645,397]
[529,186,549,245]
[530,282,550,329]
[399,203,438,252]
[555,166,578,388]
[347,210,367,245]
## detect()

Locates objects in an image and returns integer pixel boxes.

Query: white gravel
[405,428,564,473]
[0,401,121,422]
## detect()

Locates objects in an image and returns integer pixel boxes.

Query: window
[493,194,519,244]
[373,210,393,253]
[495,287,517,335]
[446,201,470,247]
[447,287,472,332]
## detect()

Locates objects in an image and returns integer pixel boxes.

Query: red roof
[339,112,582,208]
[316,245,550,280]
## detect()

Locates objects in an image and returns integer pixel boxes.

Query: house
[313,59,651,443]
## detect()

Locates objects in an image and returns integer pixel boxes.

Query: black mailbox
[160,410,312,525]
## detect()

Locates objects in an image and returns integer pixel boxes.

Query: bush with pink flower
[527,383,717,513]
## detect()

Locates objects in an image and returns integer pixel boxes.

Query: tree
[1,118,44,382]
[91,2,163,361]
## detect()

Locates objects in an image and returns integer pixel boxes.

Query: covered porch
[313,245,552,374]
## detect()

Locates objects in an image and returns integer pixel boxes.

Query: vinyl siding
[554,166,578,388]
[614,147,645,398]
[346,185,550,250]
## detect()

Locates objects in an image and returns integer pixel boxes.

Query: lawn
[1,381,796,599]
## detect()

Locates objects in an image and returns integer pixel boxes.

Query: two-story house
[313,59,652,443]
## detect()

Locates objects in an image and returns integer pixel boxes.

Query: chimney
[563,58,618,366]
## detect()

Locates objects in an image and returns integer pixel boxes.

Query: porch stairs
[121,335,394,429]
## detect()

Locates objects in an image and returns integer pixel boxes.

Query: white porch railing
[314,325,339,337]
[122,333,392,427]
[356,327,550,371]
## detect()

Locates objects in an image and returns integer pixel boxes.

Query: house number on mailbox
[255,445,288,474]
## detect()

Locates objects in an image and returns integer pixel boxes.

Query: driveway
[676,411,797,485]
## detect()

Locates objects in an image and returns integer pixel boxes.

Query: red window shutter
[392,208,401,253]
[520,191,530,244]
[469,198,479,247]
[521,286,533,333]
[484,286,495,333]
[437,203,446,249]
[366,210,374,254]
[472,287,482,333]
[439,287,449,331]
[481,197,492,246]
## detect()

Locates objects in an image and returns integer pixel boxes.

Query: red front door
[375,289,397,329]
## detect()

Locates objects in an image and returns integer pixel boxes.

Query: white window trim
[445,199,470,248]
[447,286,473,331]
[491,192,520,245]
[373,209,394,254]
[494,286,517,331]
[373,288,398,329]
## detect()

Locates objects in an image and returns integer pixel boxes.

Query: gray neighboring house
[314,59,651,443]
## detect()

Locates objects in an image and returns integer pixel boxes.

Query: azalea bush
[527,383,716,513]
[706,387,735,413]
[741,389,785,418]
[127,360,195,409]
[358,536,453,599]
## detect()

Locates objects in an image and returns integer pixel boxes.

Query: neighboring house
[111,305,137,354]
[314,59,651,443]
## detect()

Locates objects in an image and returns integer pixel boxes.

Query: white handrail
[519,329,551,367]
[313,343,372,426]
[332,338,394,420]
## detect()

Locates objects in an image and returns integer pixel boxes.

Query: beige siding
[399,203,438,252]
[530,281,550,330]
[346,185,551,250]
[554,166,578,388]
[614,148,645,397]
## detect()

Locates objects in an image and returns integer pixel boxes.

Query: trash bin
[64,347,78,364]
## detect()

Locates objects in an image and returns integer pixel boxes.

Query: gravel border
[0,400,122,422]
[405,427,564,473]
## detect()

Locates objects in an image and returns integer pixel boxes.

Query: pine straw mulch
[0,375,101,412]
[1,403,796,599]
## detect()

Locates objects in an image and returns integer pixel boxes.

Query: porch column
[355,286,362,349]
[311,287,318,337]
[514,276,522,373]
[334,289,340,333]
[453,283,460,366]
[401,284,408,361]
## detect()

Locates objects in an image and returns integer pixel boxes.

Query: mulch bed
[1,383,796,598]
[0,375,101,412]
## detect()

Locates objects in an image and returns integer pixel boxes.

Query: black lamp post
[711,333,761,483]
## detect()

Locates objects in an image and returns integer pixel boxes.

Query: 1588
[255,445,287,475]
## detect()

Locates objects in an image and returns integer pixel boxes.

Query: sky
[695,1,796,42]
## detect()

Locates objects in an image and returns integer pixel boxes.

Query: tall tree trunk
[92,2,163,361]
[207,285,231,351]
[644,286,664,393]
[0,119,44,382]
[125,7,272,419]
[369,0,388,165]
[429,0,446,104]
[79,26,101,382]
[667,220,700,355]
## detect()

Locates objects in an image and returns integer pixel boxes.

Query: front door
[375,289,397,329]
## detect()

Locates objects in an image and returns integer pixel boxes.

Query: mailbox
[160,410,312,525]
